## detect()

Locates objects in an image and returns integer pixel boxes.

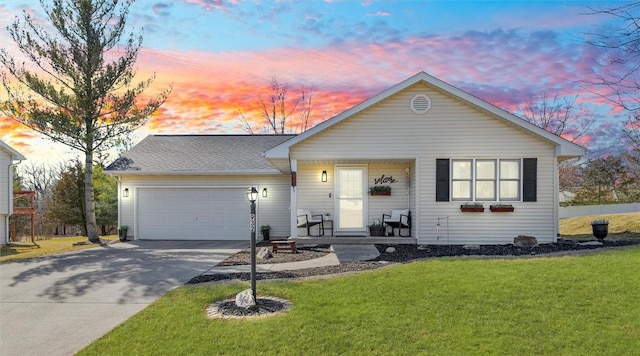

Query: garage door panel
[137,188,248,240]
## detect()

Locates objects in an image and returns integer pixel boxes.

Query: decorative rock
[463,244,480,250]
[514,235,538,247]
[385,247,396,253]
[578,241,604,246]
[235,289,256,309]
[257,247,272,261]
[417,244,429,250]
[557,239,576,246]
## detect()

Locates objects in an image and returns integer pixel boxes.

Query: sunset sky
[0,0,635,165]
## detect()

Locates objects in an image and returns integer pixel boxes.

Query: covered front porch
[290,236,418,245]
[289,159,416,243]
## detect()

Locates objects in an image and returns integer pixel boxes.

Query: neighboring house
[0,140,26,245]
[106,72,586,245]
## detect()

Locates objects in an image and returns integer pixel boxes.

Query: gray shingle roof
[106,135,295,174]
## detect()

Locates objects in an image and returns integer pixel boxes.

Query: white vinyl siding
[0,150,10,243]
[0,150,9,216]
[290,82,559,244]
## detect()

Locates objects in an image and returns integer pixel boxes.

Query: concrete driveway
[0,240,246,356]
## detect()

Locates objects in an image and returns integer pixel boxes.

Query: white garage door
[137,188,249,240]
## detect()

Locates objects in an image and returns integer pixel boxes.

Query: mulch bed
[187,239,640,285]
[216,244,331,266]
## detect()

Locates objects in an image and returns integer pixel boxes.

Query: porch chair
[382,209,411,237]
[297,209,325,237]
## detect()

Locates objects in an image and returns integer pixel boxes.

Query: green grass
[0,236,117,263]
[560,212,640,241]
[80,247,640,355]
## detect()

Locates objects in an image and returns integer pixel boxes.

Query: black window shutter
[436,159,450,202]
[523,158,537,202]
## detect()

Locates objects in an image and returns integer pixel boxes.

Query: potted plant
[591,219,609,240]
[118,225,128,242]
[368,220,386,236]
[490,203,515,212]
[260,225,271,241]
[369,185,392,196]
[460,202,484,212]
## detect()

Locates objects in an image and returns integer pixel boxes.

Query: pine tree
[1,0,171,242]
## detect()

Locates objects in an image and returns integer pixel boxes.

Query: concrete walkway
[0,242,379,356]
[206,244,380,273]
[0,240,245,356]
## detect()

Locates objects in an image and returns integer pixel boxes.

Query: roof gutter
[104,169,286,176]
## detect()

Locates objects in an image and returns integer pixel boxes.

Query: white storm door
[335,166,366,232]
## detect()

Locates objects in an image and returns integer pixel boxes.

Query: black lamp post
[246,187,258,300]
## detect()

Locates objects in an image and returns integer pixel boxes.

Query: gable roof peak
[265,71,585,159]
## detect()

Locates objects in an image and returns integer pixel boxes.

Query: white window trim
[498,159,521,201]
[451,158,523,202]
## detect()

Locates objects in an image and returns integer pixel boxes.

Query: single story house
[106,72,586,245]
[1,139,25,245]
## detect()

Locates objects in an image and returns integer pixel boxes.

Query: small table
[323,219,334,237]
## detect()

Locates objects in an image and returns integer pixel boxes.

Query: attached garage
[136,187,249,240]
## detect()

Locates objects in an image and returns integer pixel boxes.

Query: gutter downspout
[5,159,22,245]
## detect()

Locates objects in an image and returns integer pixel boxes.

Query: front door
[335,166,367,233]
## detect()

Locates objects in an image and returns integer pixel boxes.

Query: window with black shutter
[522,158,537,202]
[436,159,450,202]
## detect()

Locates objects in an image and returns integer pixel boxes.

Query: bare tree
[574,155,636,204]
[239,77,314,134]
[520,94,594,143]
[18,162,62,235]
[586,2,640,114]
[0,0,171,242]
[586,2,640,164]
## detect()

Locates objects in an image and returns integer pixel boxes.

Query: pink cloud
[2,25,631,157]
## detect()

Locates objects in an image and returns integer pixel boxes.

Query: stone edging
[206,296,293,320]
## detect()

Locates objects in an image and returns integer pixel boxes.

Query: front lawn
[560,212,640,241]
[80,247,640,355]
[0,236,117,263]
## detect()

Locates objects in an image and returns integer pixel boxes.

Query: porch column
[290,159,298,238]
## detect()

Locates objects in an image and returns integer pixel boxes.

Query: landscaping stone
[235,289,256,308]
[207,297,291,319]
[514,235,538,247]
[463,244,480,250]
[257,247,272,261]
[578,241,604,246]
[385,247,396,253]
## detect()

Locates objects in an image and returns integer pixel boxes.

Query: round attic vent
[411,94,431,114]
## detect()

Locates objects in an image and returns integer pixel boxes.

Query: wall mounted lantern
[122,188,129,198]
[321,170,327,182]
[262,188,268,198]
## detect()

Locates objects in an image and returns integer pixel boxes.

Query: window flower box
[460,204,484,212]
[490,204,515,212]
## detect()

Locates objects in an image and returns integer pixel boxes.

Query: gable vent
[411,94,431,114]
